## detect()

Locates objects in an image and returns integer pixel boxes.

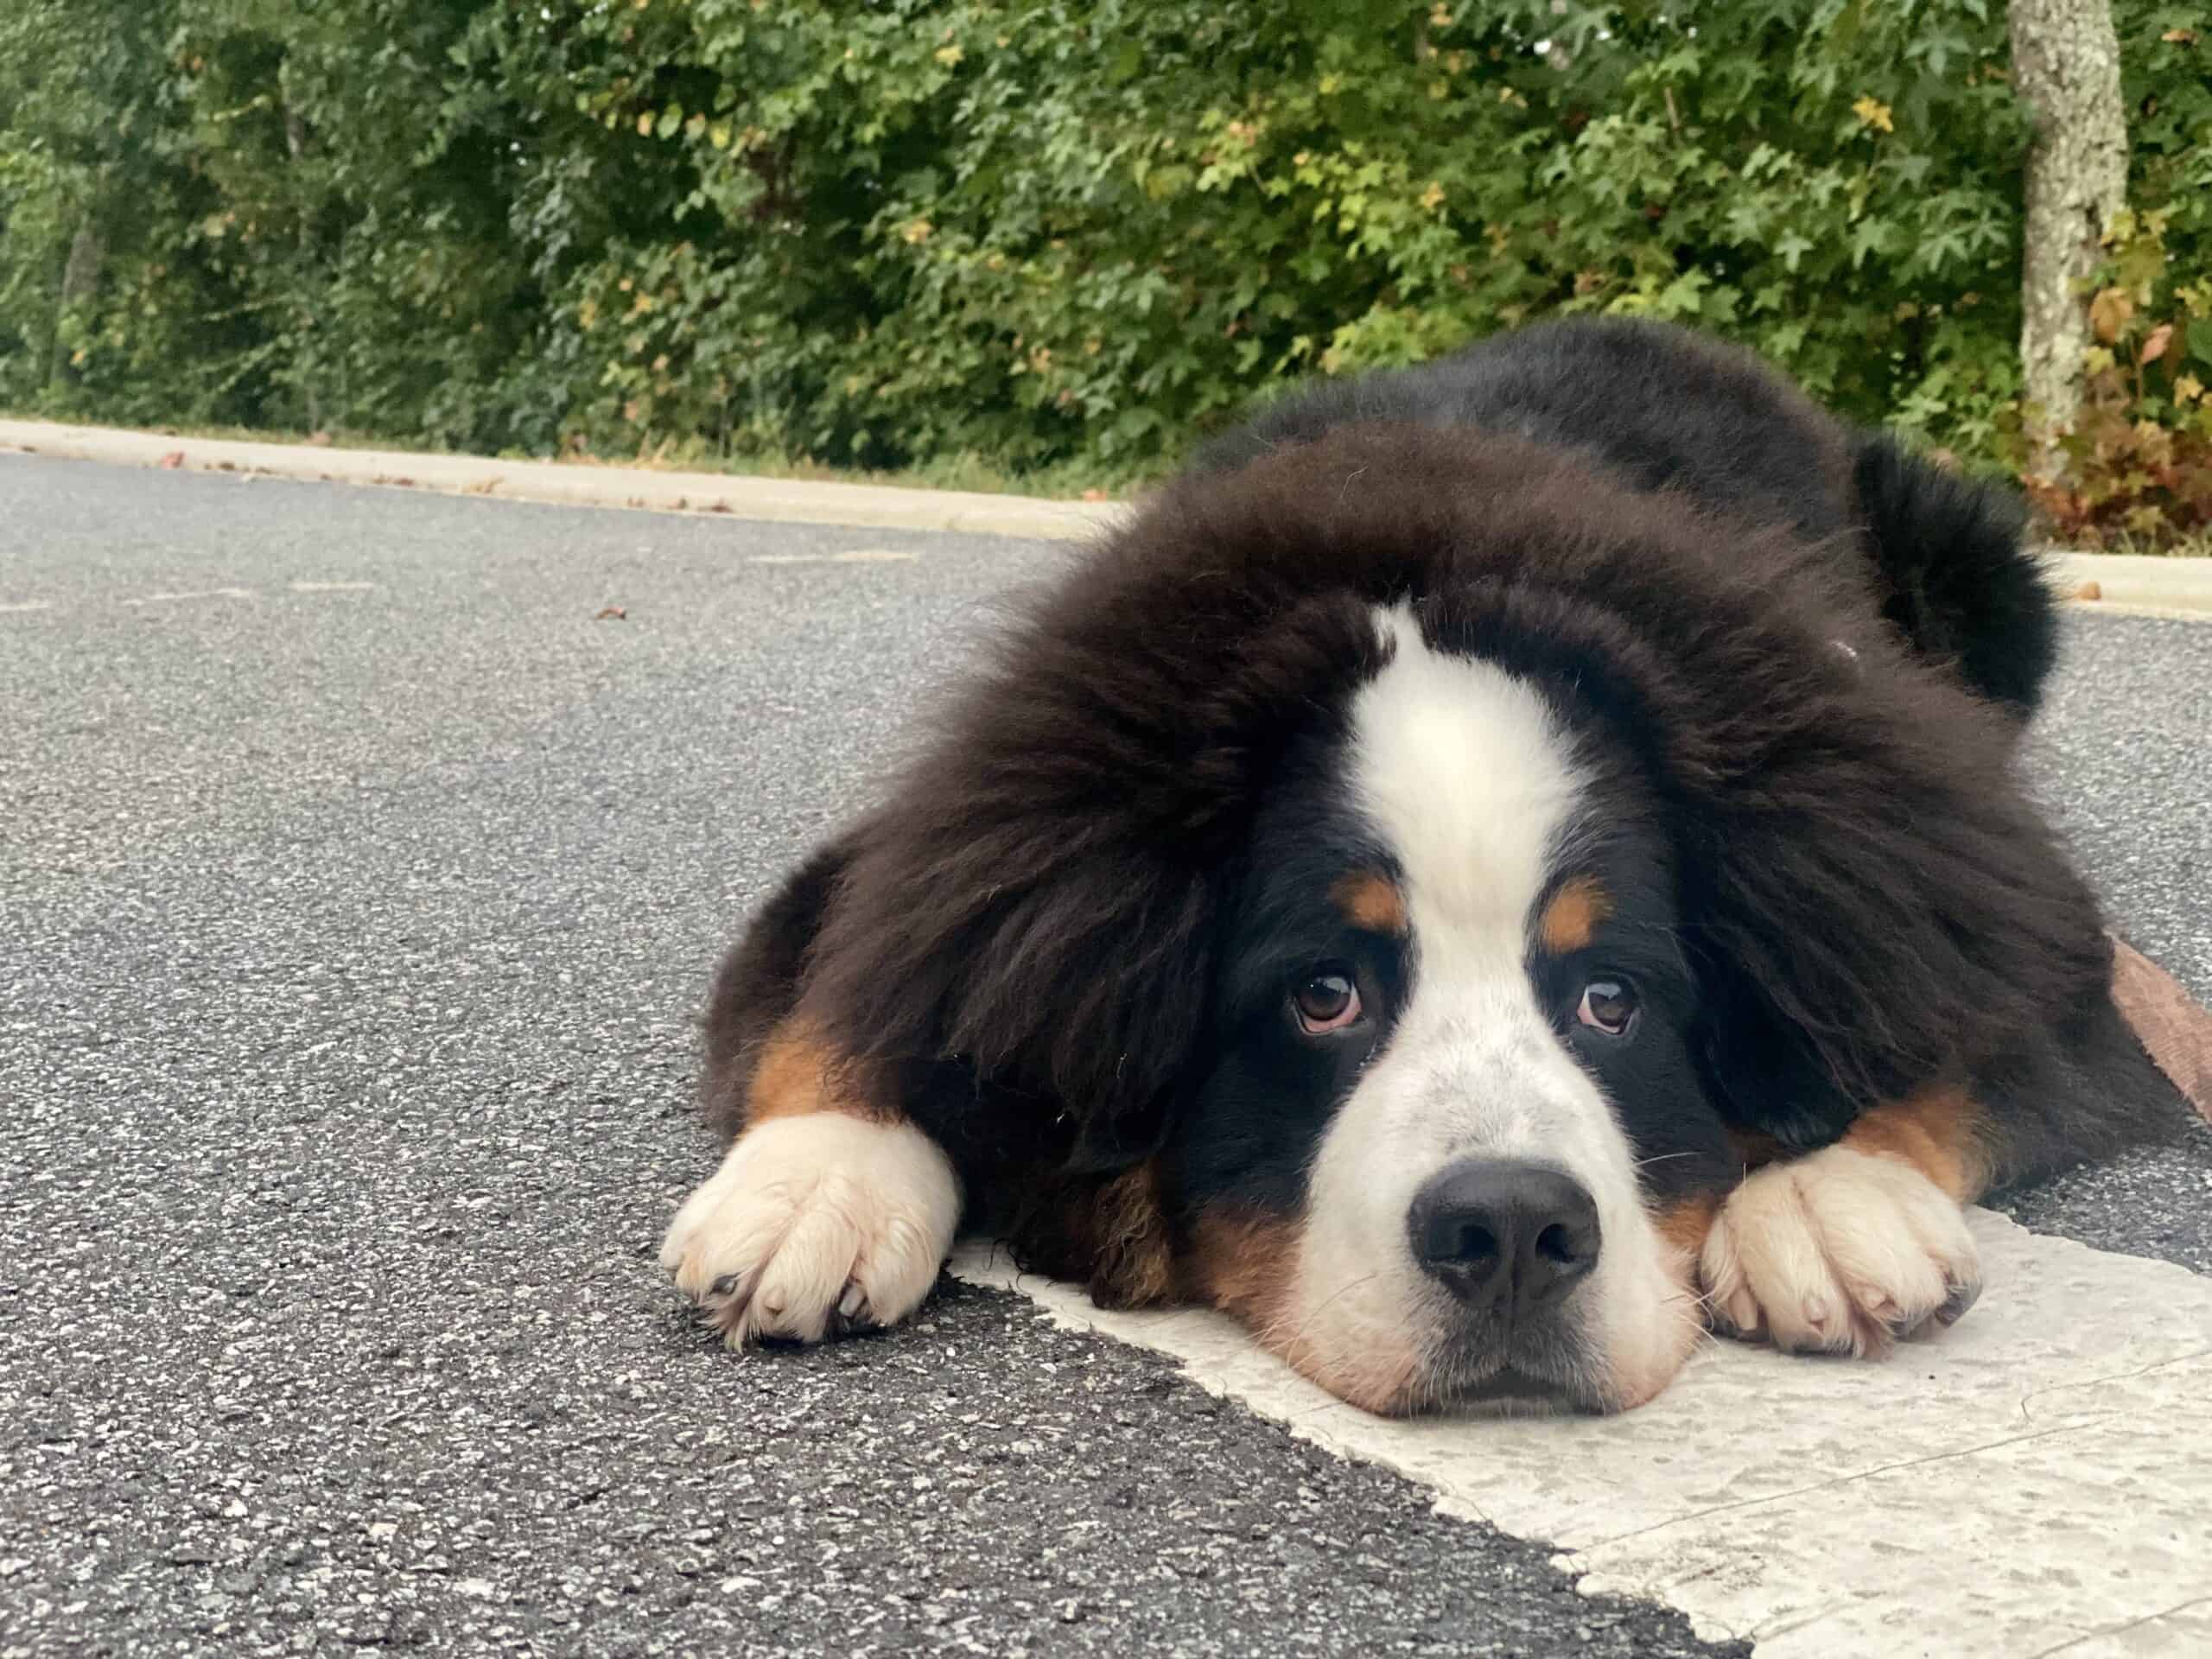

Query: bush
[1,1,2206,538]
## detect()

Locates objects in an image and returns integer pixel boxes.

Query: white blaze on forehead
[1275,603,1692,1410]
[1351,604,1583,948]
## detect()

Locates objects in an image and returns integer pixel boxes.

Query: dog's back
[1197,318,2056,718]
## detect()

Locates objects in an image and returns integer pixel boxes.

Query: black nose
[1408,1159,1601,1318]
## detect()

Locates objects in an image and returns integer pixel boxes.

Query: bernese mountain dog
[661,319,2192,1414]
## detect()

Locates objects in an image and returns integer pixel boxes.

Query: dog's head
[1159,602,1721,1411]
[798,428,2104,1414]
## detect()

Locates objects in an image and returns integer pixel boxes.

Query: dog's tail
[1852,434,2060,721]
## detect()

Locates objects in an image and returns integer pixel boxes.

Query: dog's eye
[1576,979,1637,1037]
[1292,968,1363,1035]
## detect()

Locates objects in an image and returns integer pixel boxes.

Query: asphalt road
[3,456,2206,1657]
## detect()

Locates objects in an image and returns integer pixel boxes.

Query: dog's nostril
[1535,1222,1578,1266]
[1444,1222,1499,1263]
[1408,1159,1603,1317]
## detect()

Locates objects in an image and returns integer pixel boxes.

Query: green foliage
[1,0,2206,536]
[2024,205,2212,545]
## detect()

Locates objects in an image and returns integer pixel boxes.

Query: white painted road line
[121,587,259,606]
[748,549,919,565]
[955,1209,2212,1657]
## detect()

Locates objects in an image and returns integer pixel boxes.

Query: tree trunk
[2010,0,2128,483]
[283,95,324,435]
[48,224,105,391]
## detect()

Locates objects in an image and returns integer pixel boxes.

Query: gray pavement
[2,456,2205,1657]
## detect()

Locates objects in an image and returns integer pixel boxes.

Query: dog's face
[1162,608,1735,1414]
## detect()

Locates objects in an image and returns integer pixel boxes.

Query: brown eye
[1292,968,1363,1035]
[1576,979,1637,1037]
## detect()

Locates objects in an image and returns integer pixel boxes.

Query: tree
[2010,0,2129,482]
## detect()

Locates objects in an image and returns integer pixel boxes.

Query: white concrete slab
[954,1210,2212,1656]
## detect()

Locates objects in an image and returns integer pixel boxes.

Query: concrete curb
[0,416,1124,544]
[6,416,2207,616]
[2043,550,2212,619]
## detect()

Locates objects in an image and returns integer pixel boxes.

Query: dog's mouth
[1423,1362,1600,1417]
[1413,1325,1615,1416]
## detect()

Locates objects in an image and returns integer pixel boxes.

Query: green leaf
[1773,230,1815,272]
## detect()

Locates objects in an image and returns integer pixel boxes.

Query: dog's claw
[1936,1278,1982,1327]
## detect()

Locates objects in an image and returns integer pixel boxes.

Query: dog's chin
[1274,1302,1696,1419]
[1417,1344,1615,1418]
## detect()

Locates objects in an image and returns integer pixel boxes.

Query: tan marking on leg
[1839,1084,1988,1202]
[745,1015,891,1126]
[1332,871,1408,936]
[1084,1162,1178,1309]
[1538,875,1612,955]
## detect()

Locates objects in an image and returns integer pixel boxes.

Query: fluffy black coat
[702,319,2178,1273]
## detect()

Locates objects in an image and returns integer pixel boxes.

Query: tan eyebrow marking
[1538,874,1613,955]
[1332,871,1408,935]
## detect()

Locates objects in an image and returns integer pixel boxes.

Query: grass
[2094,528,2212,557]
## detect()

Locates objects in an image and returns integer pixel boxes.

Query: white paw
[659,1114,959,1345]
[1700,1147,1980,1357]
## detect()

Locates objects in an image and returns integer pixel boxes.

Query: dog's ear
[1674,652,2109,1138]
[1849,434,2056,721]
[798,586,1381,1173]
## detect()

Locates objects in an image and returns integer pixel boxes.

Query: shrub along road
[3,455,2207,1656]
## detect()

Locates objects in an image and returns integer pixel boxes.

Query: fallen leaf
[159,451,186,469]
[2141,323,2173,365]
[594,606,628,621]
[2073,580,2102,601]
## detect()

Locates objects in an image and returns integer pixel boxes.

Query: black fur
[702,318,2184,1274]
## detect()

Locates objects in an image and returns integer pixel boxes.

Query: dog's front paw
[659,1114,959,1346]
[1700,1146,1980,1357]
